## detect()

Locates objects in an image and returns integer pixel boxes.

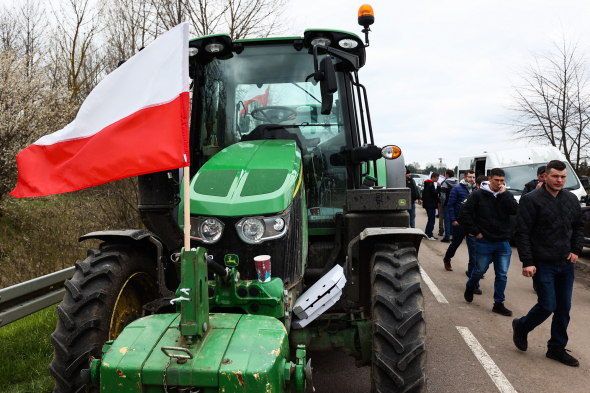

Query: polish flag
[240,85,270,115]
[10,23,191,198]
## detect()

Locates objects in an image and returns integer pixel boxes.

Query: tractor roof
[189,29,366,68]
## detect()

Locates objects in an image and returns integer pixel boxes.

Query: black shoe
[464,284,475,302]
[512,318,527,351]
[474,288,482,295]
[546,347,579,367]
[492,302,512,316]
[441,238,451,243]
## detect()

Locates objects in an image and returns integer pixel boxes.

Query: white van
[457,146,589,203]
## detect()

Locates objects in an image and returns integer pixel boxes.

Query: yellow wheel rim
[109,272,157,340]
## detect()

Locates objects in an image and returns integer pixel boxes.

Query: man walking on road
[423,172,440,240]
[521,165,546,197]
[406,167,422,229]
[440,169,458,243]
[461,168,518,316]
[512,160,584,367]
[442,170,475,273]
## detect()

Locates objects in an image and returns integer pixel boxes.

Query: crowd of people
[405,161,584,367]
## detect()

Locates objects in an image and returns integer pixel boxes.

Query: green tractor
[49,6,427,393]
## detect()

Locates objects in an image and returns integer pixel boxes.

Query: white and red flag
[240,85,270,115]
[10,23,190,198]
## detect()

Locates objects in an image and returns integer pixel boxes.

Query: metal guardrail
[0,266,75,327]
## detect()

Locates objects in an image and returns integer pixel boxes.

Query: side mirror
[317,56,337,115]
[351,145,381,164]
[580,175,590,191]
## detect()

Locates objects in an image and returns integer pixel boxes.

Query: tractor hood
[187,140,302,217]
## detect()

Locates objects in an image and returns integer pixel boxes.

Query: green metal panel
[180,248,209,340]
[142,314,241,388]
[308,228,336,236]
[99,313,179,391]
[240,169,289,196]
[219,315,290,392]
[180,140,302,219]
[367,158,387,187]
[194,169,239,197]
[209,269,284,319]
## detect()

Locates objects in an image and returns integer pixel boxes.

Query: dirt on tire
[49,243,157,393]
[371,243,426,393]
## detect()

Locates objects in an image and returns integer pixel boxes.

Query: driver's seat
[241,124,306,151]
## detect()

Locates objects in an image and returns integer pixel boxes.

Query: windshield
[197,45,345,159]
[196,44,349,224]
[503,162,579,192]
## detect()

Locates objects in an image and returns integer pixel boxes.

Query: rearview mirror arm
[312,45,361,73]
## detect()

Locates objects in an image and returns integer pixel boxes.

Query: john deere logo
[224,254,239,267]
[399,199,407,206]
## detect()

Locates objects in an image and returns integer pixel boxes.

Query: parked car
[411,174,428,191]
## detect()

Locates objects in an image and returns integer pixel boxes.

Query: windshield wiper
[291,83,321,104]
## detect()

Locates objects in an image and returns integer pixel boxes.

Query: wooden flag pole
[184,166,190,250]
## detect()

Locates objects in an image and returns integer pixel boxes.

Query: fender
[79,229,174,297]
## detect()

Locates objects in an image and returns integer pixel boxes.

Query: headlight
[338,38,358,49]
[190,217,225,244]
[236,207,291,244]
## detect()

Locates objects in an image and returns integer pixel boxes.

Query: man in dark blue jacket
[442,170,476,273]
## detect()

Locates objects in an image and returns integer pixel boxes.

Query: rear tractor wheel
[49,243,158,393]
[371,243,426,393]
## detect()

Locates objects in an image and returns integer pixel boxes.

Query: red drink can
[254,255,271,282]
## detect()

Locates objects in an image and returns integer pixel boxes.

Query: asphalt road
[308,207,590,393]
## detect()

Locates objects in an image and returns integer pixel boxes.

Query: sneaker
[546,347,579,367]
[427,236,438,241]
[492,302,512,316]
[512,318,527,351]
[464,284,475,302]
[474,288,482,295]
[441,238,451,243]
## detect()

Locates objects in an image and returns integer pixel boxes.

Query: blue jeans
[442,205,451,239]
[444,223,465,261]
[465,235,477,277]
[425,208,436,237]
[518,263,575,349]
[467,238,511,303]
[410,203,416,228]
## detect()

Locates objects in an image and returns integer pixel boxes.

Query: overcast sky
[291,0,590,170]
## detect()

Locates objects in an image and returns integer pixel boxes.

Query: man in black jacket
[461,168,518,316]
[521,165,546,197]
[422,172,440,240]
[406,168,422,228]
[512,160,583,367]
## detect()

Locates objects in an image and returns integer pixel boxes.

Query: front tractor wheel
[49,243,158,393]
[371,244,426,393]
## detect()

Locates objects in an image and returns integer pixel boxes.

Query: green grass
[0,306,58,393]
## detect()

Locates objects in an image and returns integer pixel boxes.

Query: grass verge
[0,305,57,393]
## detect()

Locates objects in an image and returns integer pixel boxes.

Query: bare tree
[50,0,105,101]
[508,35,590,170]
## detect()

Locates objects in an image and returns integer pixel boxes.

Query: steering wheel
[250,106,297,123]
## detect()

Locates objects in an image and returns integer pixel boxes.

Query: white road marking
[419,266,448,303]
[456,326,518,393]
